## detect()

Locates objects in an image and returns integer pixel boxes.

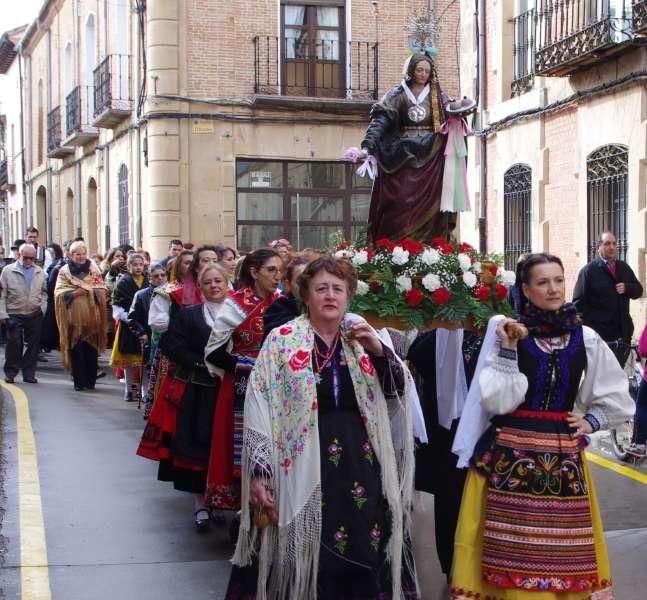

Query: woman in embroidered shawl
[226,256,418,600]
[450,254,634,600]
[203,248,283,514]
[362,53,453,244]
[54,241,108,391]
[110,253,149,401]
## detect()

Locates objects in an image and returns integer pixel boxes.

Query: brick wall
[543,108,580,295]
[185,0,460,100]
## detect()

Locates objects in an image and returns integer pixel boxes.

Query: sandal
[194,508,211,532]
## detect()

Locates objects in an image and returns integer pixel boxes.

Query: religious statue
[359,50,474,246]
[349,9,474,246]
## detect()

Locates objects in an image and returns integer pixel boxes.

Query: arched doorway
[66,188,75,241]
[35,185,47,244]
[118,164,130,245]
[86,177,98,252]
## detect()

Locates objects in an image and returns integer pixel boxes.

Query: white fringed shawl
[232,315,416,600]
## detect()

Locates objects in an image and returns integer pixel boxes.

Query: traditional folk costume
[138,279,204,449]
[54,260,108,390]
[227,315,417,600]
[137,302,234,492]
[203,287,280,511]
[450,307,634,600]
[141,279,203,417]
[110,272,148,369]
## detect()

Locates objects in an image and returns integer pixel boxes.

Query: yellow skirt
[450,454,613,600]
[109,321,143,369]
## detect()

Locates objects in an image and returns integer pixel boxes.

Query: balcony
[93,54,133,128]
[47,106,74,158]
[511,8,536,96]
[536,0,632,76]
[253,36,378,109]
[65,85,99,146]
[634,0,647,32]
[0,158,7,189]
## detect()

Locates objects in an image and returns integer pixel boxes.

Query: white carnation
[457,253,472,272]
[501,269,517,286]
[356,280,370,295]
[334,249,351,259]
[422,273,441,292]
[471,261,482,274]
[463,271,478,288]
[420,248,440,266]
[395,275,412,292]
[352,250,368,266]
[391,246,410,265]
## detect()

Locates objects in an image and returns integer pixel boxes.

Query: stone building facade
[12,0,461,260]
[458,0,647,329]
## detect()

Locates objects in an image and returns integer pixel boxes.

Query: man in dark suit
[573,231,643,366]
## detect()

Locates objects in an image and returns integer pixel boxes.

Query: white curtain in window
[316,30,339,60]
[316,7,339,61]
[285,6,306,25]
[285,6,307,59]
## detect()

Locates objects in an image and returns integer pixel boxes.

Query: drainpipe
[477,0,487,253]
[104,147,110,250]
[46,28,53,240]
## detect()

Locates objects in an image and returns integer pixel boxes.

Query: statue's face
[412,60,431,86]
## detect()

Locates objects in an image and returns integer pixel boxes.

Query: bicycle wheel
[611,419,635,461]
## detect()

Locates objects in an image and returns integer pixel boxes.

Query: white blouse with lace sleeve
[574,326,635,429]
[478,342,529,415]
[148,293,171,334]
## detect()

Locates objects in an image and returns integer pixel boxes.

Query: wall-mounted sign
[250,171,272,188]
[192,121,215,134]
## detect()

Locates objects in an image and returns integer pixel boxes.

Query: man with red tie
[573,231,643,367]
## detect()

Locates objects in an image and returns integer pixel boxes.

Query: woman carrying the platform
[110,252,149,402]
[227,255,418,600]
[450,253,634,600]
[203,248,283,514]
[54,241,108,391]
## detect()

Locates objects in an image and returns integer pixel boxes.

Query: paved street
[1,352,647,600]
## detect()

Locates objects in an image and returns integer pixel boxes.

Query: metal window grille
[118,164,130,245]
[587,144,628,261]
[503,164,532,270]
[511,8,536,96]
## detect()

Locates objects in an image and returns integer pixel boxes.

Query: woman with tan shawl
[54,241,108,391]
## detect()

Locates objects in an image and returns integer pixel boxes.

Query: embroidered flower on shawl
[279,326,293,335]
[328,438,343,466]
[351,482,367,510]
[333,526,349,554]
[288,349,310,371]
[362,440,375,464]
[359,354,375,377]
[370,523,382,552]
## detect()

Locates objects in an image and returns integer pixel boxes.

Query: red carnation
[336,241,349,251]
[365,249,374,261]
[475,285,490,301]
[431,288,451,305]
[375,238,396,251]
[495,283,508,300]
[431,236,453,254]
[489,264,498,276]
[369,280,382,291]
[404,288,424,307]
[400,238,424,257]
[459,242,474,253]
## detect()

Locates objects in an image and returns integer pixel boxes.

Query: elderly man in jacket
[0,244,48,383]
[573,231,643,367]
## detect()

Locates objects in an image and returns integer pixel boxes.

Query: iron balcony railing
[47,106,63,153]
[66,85,96,136]
[536,0,632,75]
[253,36,378,101]
[634,0,647,31]
[511,8,537,96]
[93,54,132,118]
[0,158,7,187]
